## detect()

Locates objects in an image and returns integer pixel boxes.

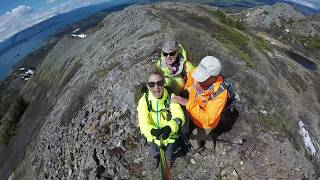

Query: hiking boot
[152,156,160,169]
[168,160,174,169]
[189,139,205,154]
[190,145,205,154]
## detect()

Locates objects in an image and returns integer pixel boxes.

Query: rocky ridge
[2,2,320,179]
[239,3,320,36]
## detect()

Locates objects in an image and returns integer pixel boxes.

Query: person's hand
[172,95,188,106]
[151,126,171,140]
[151,128,162,139]
[161,126,171,140]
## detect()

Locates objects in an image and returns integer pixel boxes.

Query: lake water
[286,51,317,70]
[0,0,137,80]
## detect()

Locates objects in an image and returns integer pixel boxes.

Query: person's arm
[137,95,156,140]
[165,95,185,136]
[184,70,194,91]
[185,61,194,74]
[186,90,228,128]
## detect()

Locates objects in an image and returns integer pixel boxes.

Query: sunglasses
[147,80,164,87]
[163,51,176,57]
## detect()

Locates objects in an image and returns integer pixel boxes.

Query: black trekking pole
[156,102,172,180]
[159,138,171,180]
[212,134,244,150]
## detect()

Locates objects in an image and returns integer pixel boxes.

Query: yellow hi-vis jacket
[156,44,194,95]
[137,88,185,146]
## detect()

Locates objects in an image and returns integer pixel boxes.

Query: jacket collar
[194,75,224,95]
[161,55,185,76]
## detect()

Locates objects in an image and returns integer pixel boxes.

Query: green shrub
[213,9,246,31]
[287,18,294,24]
[259,112,289,134]
[270,21,279,30]
[0,96,28,144]
[213,25,254,67]
[297,35,320,49]
[255,37,273,55]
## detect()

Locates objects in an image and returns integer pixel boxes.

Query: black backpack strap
[164,91,172,120]
[144,92,152,112]
[209,82,227,100]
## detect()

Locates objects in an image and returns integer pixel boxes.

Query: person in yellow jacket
[156,40,194,96]
[172,56,228,152]
[137,69,185,168]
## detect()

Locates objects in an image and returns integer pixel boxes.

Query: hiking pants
[149,142,175,162]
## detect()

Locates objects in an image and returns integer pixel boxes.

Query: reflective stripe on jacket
[156,44,194,95]
[184,69,228,129]
[137,88,185,146]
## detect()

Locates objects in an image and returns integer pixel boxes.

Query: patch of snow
[298,121,316,156]
[24,78,30,81]
[72,28,80,33]
[260,110,268,115]
[270,41,276,44]
[274,51,284,58]
[71,33,87,38]
[190,159,195,164]
[285,28,290,33]
[265,50,273,58]
[8,173,14,180]
[246,13,250,17]
[26,69,34,75]
[19,68,25,71]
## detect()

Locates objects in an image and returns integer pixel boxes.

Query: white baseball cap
[192,56,222,82]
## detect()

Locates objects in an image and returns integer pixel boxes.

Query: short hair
[147,66,165,81]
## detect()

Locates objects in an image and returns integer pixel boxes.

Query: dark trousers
[149,142,175,162]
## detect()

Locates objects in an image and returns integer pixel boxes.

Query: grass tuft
[297,35,320,50]
[0,96,28,144]
[213,9,246,31]
[255,37,273,55]
[213,25,254,67]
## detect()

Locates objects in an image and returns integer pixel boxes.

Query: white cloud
[47,0,58,3]
[0,5,34,42]
[284,0,320,10]
[0,0,118,43]
[0,5,63,42]
[6,5,33,16]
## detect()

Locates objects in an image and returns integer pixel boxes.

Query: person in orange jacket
[172,56,228,152]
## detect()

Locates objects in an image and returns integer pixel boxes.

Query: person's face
[147,74,165,99]
[199,76,217,90]
[163,50,178,65]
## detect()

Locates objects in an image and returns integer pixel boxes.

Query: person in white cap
[172,56,229,153]
[156,40,194,96]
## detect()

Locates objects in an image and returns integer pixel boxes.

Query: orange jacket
[184,69,228,129]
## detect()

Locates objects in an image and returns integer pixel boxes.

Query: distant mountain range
[206,0,320,15]
[0,0,319,80]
